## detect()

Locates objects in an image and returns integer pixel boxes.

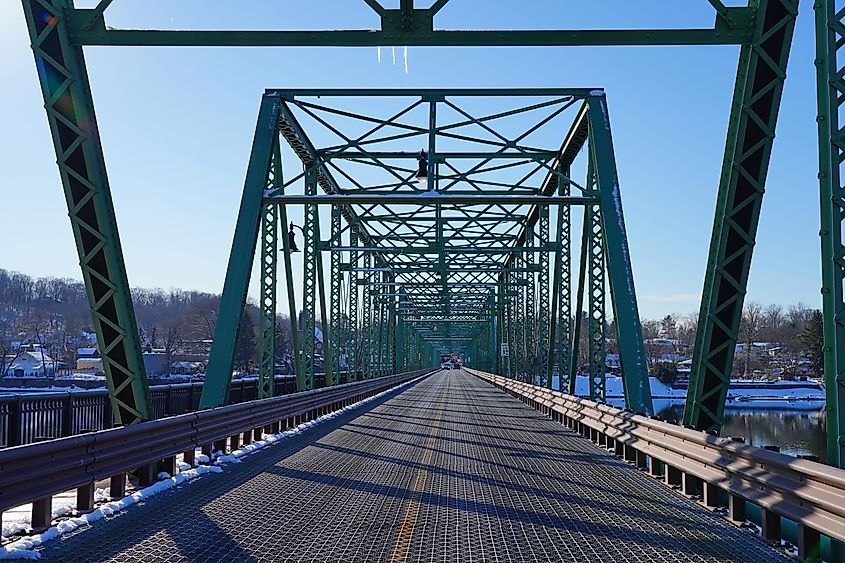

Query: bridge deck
[40,370,788,562]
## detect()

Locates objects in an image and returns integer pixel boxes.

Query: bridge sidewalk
[38,370,789,562]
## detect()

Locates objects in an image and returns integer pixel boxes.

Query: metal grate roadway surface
[38,370,790,562]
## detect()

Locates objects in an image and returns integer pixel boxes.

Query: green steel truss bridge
[10,0,845,560]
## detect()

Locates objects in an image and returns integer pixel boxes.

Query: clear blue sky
[0,1,823,321]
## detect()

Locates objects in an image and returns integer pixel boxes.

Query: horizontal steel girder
[329,247,554,254]
[264,195,598,205]
[68,7,754,47]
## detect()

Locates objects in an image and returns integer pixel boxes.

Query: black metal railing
[0,372,354,447]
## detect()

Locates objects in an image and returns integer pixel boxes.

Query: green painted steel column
[258,143,283,399]
[587,200,606,401]
[814,0,845,469]
[557,169,572,392]
[376,272,386,377]
[516,267,526,381]
[348,224,359,381]
[362,254,372,378]
[200,94,280,408]
[587,94,653,414]
[539,206,551,387]
[569,211,590,395]
[316,216,334,387]
[278,195,302,390]
[301,168,319,391]
[490,294,498,374]
[495,283,504,374]
[548,236,561,386]
[526,227,536,383]
[684,0,797,431]
[391,274,398,373]
[329,206,342,384]
[396,287,407,372]
[257,197,278,399]
[22,0,151,424]
[508,273,517,379]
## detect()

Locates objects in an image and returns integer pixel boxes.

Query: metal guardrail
[0,369,435,532]
[0,373,359,448]
[467,368,845,561]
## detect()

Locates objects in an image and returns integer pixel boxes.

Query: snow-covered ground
[543,375,827,411]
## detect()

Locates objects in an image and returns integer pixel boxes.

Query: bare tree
[763,303,784,344]
[185,296,219,342]
[739,302,764,376]
[677,313,698,353]
[641,319,662,372]
[0,320,13,377]
[785,303,814,350]
[161,321,184,376]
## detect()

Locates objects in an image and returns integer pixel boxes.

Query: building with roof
[7,350,55,377]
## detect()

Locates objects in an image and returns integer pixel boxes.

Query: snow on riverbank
[545,375,826,411]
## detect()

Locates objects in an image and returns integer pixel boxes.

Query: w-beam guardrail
[0,373,360,448]
[0,369,435,533]
[466,368,845,561]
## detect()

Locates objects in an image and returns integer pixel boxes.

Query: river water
[656,404,829,463]
[542,375,830,462]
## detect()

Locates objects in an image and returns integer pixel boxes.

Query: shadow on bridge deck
[38,370,789,562]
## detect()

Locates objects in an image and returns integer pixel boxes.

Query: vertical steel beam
[495,282,504,374]
[362,254,372,378]
[348,225,359,380]
[22,0,151,424]
[489,294,497,373]
[587,202,606,401]
[569,211,590,394]
[200,94,280,408]
[555,170,572,392]
[316,216,334,387]
[329,206,342,385]
[587,94,653,414]
[539,207,551,387]
[388,276,397,372]
[278,207,302,389]
[258,143,283,398]
[685,0,797,431]
[549,236,561,385]
[301,168,319,391]
[506,274,515,378]
[257,193,278,398]
[526,228,536,383]
[815,0,845,469]
[396,289,406,372]
[516,267,526,381]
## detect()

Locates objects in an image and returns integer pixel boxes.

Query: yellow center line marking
[388,381,445,563]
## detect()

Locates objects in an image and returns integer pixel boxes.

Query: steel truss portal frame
[203,89,652,413]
